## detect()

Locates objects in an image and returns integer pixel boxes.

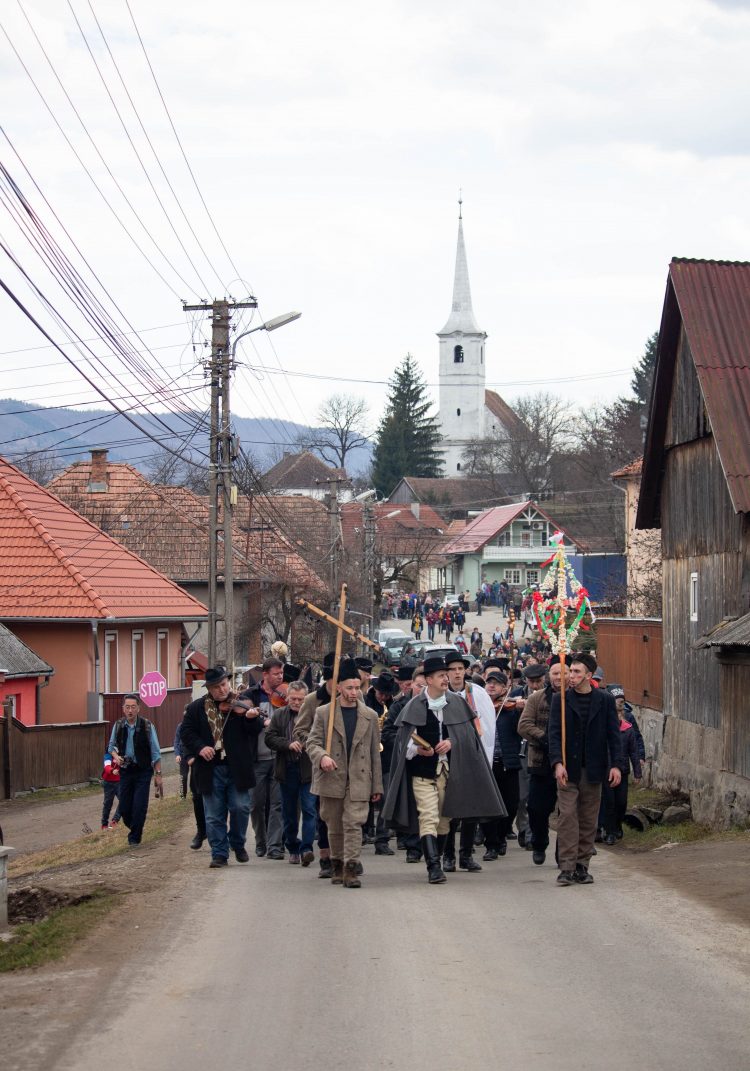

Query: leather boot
[438,833,455,872]
[421,835,446,884]
[459,852,482,872]
[330,858,344,885]
[343,860,362,888]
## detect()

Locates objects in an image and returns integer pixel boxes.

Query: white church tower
[437,199,488,474]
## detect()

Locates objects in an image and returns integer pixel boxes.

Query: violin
[270,682,289,708]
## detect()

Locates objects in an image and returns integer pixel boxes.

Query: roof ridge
[0,468,110,615]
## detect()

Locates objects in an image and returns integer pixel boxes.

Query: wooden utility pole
[183,297,256,671]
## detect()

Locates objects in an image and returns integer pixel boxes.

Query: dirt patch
[608,832,750,927]
[8,886,99,925]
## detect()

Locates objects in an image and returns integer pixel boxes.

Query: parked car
[399,639,439,664]
[425,643,478,667]
[441,594,461,610]
[374,628,410,647]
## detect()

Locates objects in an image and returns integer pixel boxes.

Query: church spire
[438,197,482,335]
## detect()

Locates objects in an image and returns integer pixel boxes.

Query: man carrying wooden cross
[305,658,383,889]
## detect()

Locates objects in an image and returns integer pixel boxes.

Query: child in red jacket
[101,751,121,830]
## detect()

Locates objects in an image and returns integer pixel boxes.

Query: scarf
[426,692,448,712]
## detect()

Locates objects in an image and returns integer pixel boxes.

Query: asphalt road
[55,838,750,1071]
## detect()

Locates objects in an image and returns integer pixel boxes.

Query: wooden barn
[637,258,750,826]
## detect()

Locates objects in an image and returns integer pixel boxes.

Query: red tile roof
[442,501,580,554]
[0,456,208,621]
[639,259,750,522]
[611,456,643,479]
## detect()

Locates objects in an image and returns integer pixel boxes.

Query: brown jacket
[306,699,384,802]
[517,685,553,770]
[293,685,332,748]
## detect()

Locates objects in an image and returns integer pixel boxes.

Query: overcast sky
[2,0,750,451]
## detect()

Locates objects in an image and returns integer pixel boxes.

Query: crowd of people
[101,627,645,889]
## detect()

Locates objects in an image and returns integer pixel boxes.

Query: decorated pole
[325,583,348,755]
[531,533,595,771]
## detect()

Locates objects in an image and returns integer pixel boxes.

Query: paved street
[55,837,750,1071]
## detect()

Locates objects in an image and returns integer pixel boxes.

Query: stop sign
[139,671,167,708]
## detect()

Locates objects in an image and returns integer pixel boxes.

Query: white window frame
[131,630,145,690]
[104,630,118,693]
[689,572,698,622]
[157,629,169,678]
[526,569,540,586]
[504,568,521,585]
[520,530,531,547]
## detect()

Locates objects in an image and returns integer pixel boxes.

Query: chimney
[410,501,420,520]
[87,448,109,493]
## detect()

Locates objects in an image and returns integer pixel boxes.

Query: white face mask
[426,692,448,711]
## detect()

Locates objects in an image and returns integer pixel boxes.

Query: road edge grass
[0,890,120,972]
[9,795,191,878]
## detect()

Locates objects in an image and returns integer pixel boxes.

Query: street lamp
[231,311,301,360]
[215,310,301,675]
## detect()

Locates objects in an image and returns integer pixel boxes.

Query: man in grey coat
[383,656,506,885]
[306,659,383,889]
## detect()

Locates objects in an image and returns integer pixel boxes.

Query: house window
[456,408,461,416]
[132,630,144,690]
[520,531,531,547]
[497,532,511,547]
[690,572,698,622]
[526,569,540,586]
[504,568,521,585]
[157,629,169,678]
[454,345,464,363]
[104,631,118,693]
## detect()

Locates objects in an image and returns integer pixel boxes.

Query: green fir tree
[371,354,444,497]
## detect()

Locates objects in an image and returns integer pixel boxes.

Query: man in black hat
[306,659,383,888]
[383,656,505,885]
[481,671,524,860]
[180,666,265,868]
[381,664,426,862]
[517,661,564,865]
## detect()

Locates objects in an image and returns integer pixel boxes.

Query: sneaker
[101,824,108,831]
[574,864,594,884]
[108,820,119,829]
[556,870,576,886]
[289,854,301,864]
[301,850,315,867]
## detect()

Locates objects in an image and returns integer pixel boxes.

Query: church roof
[438,216,484,336]
[485,390,526,435]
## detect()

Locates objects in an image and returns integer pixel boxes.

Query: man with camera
[180,665,265,868]
[108,693,162,847]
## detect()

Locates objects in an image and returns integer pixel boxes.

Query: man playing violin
[180,665,265,868]
[241,658,286,859]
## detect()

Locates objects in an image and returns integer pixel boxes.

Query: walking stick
[325,583,348,756]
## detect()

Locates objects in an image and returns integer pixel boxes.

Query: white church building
[437,203,520,474]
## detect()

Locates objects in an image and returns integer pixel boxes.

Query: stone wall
[631,703,750,829]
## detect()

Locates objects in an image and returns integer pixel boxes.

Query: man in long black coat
[180,665,265,868]
[383,656,505,884]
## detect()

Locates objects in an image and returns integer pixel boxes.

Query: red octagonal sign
[139,671,167,708]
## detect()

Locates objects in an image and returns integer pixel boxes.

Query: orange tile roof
[0,456,208,621]
[49,461,326,597]
[611,456,643,479]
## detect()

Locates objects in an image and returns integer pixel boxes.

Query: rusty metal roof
[695,611,750,649]
[638,259,750,525]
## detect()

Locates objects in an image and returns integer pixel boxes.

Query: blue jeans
[118,766,152,844]
[202,764,252,860]
[279,764,317,854]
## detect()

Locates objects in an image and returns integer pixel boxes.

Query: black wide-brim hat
[205,665,229,686]
[423,655,447,678]
[444,652,471,669]
[371,671,398,695]
[283,663,301,683]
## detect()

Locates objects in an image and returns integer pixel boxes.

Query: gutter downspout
[91,620,101,722]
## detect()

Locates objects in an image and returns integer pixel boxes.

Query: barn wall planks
[664,331,710,450]
[662,437,744,560]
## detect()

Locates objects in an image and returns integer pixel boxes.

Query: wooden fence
[1,713,109,799]
[595,618,663,711]
[101,689,192,750]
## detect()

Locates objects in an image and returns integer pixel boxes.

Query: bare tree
[12,448,65,486]
[298,393,370,470]
[463,392,576,497]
